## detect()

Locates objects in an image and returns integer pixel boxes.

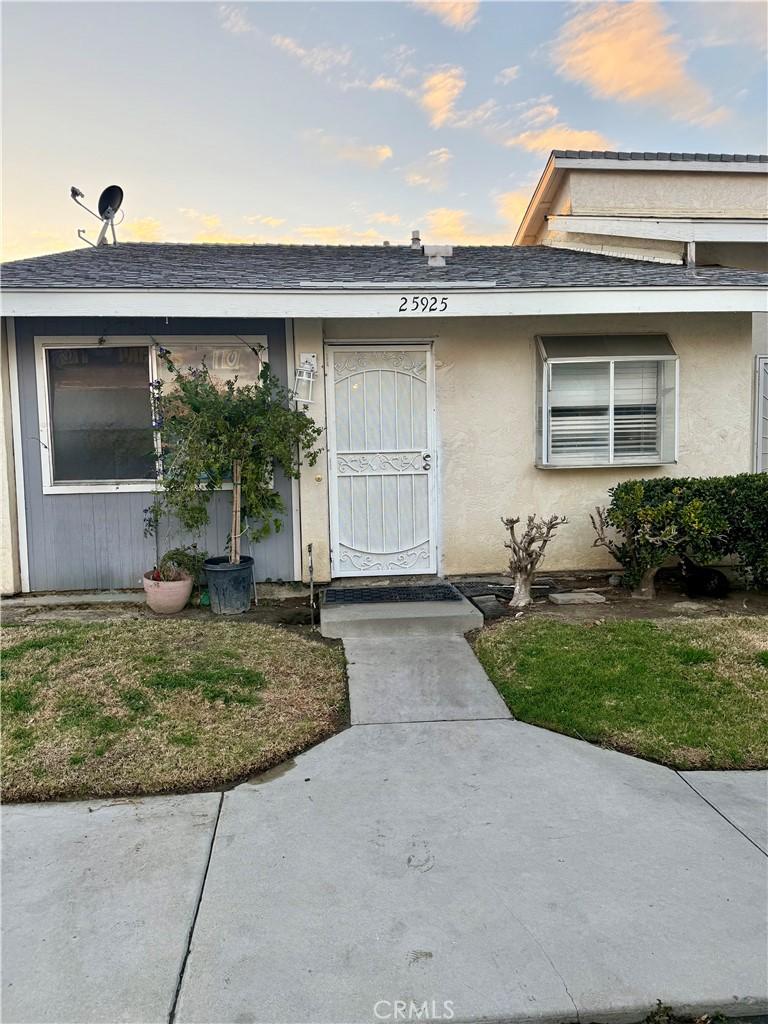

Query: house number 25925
[398,295,448,313]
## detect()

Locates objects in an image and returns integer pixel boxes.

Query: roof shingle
[2,242,766,291]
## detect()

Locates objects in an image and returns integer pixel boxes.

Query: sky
[2,0,767,260]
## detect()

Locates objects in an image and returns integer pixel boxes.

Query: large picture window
[36,335,269,493]
[46,345,156,483]
[536,335,678,468]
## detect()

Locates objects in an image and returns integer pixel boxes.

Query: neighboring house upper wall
[321,312,753,575]
[568,169,768,218]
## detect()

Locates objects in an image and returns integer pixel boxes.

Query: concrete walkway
[2,609,767,1024]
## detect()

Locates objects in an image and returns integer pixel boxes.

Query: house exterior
[2,151,767,594]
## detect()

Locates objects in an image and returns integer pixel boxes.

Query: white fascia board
[554,158,768,174]
[2,287,767,318]
[549,215,768,244]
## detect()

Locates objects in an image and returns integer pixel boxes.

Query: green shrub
[593,473,768,592]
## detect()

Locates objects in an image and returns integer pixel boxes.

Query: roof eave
[3,284,766,320]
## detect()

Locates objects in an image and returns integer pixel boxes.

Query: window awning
[539,334,676,359]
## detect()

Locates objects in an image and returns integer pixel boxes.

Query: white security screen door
[327,345,437,577]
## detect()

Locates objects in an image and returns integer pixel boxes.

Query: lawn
[1,619,347,802]
[473,616,768,770]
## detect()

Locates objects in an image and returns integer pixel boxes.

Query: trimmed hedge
[596,473,768,589]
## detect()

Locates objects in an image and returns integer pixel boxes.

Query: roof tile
[2,243,766,291]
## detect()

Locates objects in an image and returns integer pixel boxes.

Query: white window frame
[536,336,679,469]
[756,355,768,473]
[35,335,267,494]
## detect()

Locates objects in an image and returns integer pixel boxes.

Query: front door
[326,345,437,577]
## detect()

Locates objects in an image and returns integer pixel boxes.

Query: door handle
[422,453,432,471]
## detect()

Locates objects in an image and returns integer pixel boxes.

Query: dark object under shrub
[592,473,768,596]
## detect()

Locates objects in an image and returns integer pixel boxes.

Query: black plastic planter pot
[203,556,255,614]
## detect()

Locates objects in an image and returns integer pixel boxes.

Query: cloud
[271,33,351,76]
[519,101,559,128]
[495,190,530,230]
[217,4,253,34]
[553,1,728,125]
[495,65,520,85]
[690,1,768,53]
[506,123,615,154]
[413,1,479,31]
[405,147,453,190]
[420,66,466,127]
[244,214,286,227]
[363,74,417,97]
[368,212,401,225]
[294,225,384,244]
[1,229,74,261]
[308,129,393,168]
[123,218,163,242]
[179,208,222,230]
[423,191,527,244]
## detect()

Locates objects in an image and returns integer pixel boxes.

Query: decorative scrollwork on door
[334,351,427,381]
[338,542,431,572]
[337,452,422,475]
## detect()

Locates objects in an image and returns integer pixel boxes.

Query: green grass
[1,619,347,802]
[473,616,768,769]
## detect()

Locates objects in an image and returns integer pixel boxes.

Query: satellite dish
[70,183,125,246]
[98,185,123,219]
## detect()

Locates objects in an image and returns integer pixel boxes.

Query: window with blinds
[537,335,678,468]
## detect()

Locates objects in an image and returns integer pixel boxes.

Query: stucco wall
[313,312,753,577]
[568,169,768,219]
[1,321,21,594]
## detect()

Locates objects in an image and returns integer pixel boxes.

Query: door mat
[323,584,463,605]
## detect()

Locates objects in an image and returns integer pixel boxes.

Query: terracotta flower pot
[142,572,193,614]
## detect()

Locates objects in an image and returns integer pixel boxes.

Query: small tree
[502,514,567,609]
[148,353,322,564]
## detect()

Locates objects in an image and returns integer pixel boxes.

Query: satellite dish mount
[70,185,124,246]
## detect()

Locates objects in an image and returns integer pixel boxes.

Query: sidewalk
[2,612,767,1024]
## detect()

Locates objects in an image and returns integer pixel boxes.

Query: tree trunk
[631,566,657,600]
[509,572,533,609]
[230,460,242,565]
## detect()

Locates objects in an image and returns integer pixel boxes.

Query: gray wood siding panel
[16,317,294,590]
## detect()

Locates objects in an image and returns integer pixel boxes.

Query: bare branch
[501,513,567,608]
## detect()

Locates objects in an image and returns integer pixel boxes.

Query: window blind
[613,360,660,461]
[549,362,610,464]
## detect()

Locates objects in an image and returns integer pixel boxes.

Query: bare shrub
[502,514,567,609]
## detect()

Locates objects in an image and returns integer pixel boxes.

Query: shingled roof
[2,243,766,291]
[551,150,768,163]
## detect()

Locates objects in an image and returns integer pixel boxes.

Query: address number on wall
[398,295,448,313]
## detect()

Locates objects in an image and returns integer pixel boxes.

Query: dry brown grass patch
[1,619,347,802]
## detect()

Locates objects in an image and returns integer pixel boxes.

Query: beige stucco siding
[568,169,768,219]
[311,312,753,578]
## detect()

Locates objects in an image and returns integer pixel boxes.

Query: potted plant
[143,546,206,614]
[148,351,321,614]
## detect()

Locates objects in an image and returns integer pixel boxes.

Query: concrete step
[319,594,483,638]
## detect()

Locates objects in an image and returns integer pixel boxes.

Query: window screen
[47,347,155,482]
